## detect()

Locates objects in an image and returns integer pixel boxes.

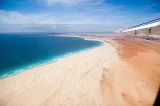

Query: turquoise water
[0,33,102,78]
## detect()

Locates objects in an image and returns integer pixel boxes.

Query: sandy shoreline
[0,41,118,106]
[0,35,160,106]
[0,35,103,79]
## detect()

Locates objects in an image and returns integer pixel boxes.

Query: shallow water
[0,33,102,77]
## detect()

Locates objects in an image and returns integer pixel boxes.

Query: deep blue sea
[0,33,102,78]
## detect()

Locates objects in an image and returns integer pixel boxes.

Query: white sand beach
[0,38,159,106]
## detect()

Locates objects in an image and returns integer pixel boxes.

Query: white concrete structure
[122,18,160,35]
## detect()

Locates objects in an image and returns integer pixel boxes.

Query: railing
[125,18,160,30]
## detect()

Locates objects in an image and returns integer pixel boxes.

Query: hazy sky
[0,0,160,33]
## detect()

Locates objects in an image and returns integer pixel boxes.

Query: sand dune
[0,38,159,106]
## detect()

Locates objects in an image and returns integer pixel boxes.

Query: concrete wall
[122,25,160,36]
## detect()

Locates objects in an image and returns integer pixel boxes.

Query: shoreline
[0,40,118,106]
[0,35,104,79]
[0,34,160,106]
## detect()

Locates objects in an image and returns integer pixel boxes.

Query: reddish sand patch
[115,38,160,93]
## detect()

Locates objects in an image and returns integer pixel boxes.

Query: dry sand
[0,36,160,106]
[114,38,160,104]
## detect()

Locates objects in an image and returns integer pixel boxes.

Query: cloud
[0,24,120,33]
[0,9,140,32]
[143,2,160,8]
[0,9,114,32]
[0,9,104,24]
[0,10,60,24]
[0,9,121,32]
[1,3,158,33]
[38,0,104,6]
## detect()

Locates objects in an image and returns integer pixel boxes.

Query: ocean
[0,33,102,78]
